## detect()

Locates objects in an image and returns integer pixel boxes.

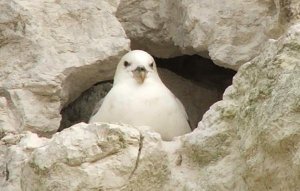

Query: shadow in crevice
[58,81,112,132]
[156,55,236,129]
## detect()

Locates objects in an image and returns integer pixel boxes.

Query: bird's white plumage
[89,50,191,141]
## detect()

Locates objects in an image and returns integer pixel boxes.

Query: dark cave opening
[156,55,235,91]
[58,81,113,131]
[155,55,236,129]
[59,54,236,131]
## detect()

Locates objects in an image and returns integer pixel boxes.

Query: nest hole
[59,54,236,131]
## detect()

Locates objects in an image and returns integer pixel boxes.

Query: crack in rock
[5,163,9,181]
[129,132,144,179]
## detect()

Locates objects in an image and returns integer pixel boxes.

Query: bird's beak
[133,66,148,84]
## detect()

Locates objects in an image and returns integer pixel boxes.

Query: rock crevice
[129,133,144,179]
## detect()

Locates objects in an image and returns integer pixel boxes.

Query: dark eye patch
[124,61,131,67]
[150,62,154,68]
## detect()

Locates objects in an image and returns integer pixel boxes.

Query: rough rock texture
[2,123,169,191]
[117,0,285,69]
[178,23,300,190]
[2,0,300,191]
[0,0,130,136]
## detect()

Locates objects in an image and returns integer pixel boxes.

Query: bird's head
[113,50,160,85]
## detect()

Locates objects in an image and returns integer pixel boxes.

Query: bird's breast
[91,82,190,140]
[109,84,173,112]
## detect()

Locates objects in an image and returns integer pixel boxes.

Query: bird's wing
[174,95,191,129]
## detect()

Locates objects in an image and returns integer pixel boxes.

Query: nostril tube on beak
[136,66,146,72]
[133,66,147,84]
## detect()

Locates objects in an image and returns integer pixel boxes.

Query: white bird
[89,50,191,141]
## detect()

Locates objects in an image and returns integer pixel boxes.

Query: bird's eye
[124,61,131,67]
[150,62,154,68]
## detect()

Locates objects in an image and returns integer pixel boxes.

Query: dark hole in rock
[155,55,236,129]
[59,54,236,131]
[58,81,113,131]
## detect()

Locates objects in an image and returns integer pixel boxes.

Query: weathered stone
[178,23,300,190]
[1,131,49,191]
[0,0,130,136]
[117,0,285,69]
[19,123,169,191]
[1,0,300,191]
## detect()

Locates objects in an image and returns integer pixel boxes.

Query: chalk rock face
[117,0,285,69]
[178,23,300,190]
[1,123,169,191]
[0,0,130,136]
[1,0,300,191]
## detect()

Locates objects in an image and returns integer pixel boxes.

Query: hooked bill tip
[133,69,147,84]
